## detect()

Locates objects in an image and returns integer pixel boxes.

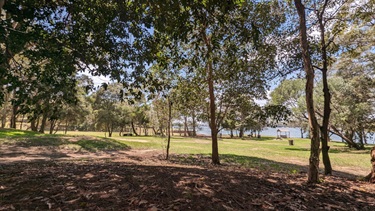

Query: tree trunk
[19,114,25,130]
[35,116,40,130]
[1,115,5,128]
[159,126,164,136]
[54,121,60,134]
[144,126,148,136]
[208,61,219,164]
[1,110,6,128]
[300,128,304,138]
[329,126,363,149]
[0,94,8,128]
[39,113,48,133]
[362,130,368,145]
[201,25,220,164]
[192,111,197,136]
[131,121,139,136]
[30,119,37,132]
[64,120,68,134]
[166,100,172,160]
[49,120,56,134]
[230,129,233,138]
[10,104,18,129]
[184,116,188,137]
[239,127,244,138]
[152,127,157,135]
[295,0,321,183]
[365,146,375,183]
[119,126,123,136]
[107,123,113,137]
[317,3,333,175]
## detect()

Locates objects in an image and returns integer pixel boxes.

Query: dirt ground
[1,142,375,210]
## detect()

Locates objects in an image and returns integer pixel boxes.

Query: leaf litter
[0,142,374,210]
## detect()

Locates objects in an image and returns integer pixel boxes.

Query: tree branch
[312,65,323,71]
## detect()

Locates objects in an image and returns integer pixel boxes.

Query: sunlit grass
[1,129,373,176]
[0,128,47,139]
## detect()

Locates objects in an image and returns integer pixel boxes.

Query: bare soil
[1,140,375,210]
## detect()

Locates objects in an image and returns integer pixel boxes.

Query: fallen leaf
[147,206,158,211]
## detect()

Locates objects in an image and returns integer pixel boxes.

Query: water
[197,126,375,144]
[198,126,306,138]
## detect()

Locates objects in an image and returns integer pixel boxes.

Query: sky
[82,70,111,86]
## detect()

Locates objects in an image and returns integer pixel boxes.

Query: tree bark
[49,120,54,134]
[184,116,188,137]
[0,114,5,128]
[152,127,157,135]
[201,23,219,164]
[329,126,363,150]
[119,126,123,136]
[295,0,321,183]
[166,100,172,160]
[107,123,113,137]
[0,94,9,128]
[10,104,17,129]
[131,121,139,136]
[30,119,37,132]
[144,126,148,136]
[64,120,68,134]
[39,113,48,133]
[317,4,333,175]
[365,146,375,183]
[54,121,60,134]
[19,114,25,130]
[208,61,219,164]
[239,127,244,138]
[35,116,40,131]
[192,110,197,136]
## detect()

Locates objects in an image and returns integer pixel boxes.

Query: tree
[172,78,206,137]
[293,0,359,181]
[58,75,95,134]
[166,99,172,160]
[365,146,375,183]
[294,0,321,183]
[150,96,170,137]
[330,0,375,148]
[271,77,374,149]
[327,76,374,149]
[93,84,123,137]
[152,1,284,164]
[270,79,308,138]
[221,97,265,138]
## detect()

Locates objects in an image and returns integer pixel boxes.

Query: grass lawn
[2,128,375,211]
[56,130,375,176]
[2,129,373,176]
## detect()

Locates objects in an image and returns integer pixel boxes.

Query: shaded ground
[1,137,375,210]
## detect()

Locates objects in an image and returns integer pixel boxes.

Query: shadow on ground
[0,136,130,162]
[0,159,374,210]
[3,137,129,151]
[168,153,362,180]
[285,147,371,154]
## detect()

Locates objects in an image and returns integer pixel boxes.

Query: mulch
[1,149,375,210]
